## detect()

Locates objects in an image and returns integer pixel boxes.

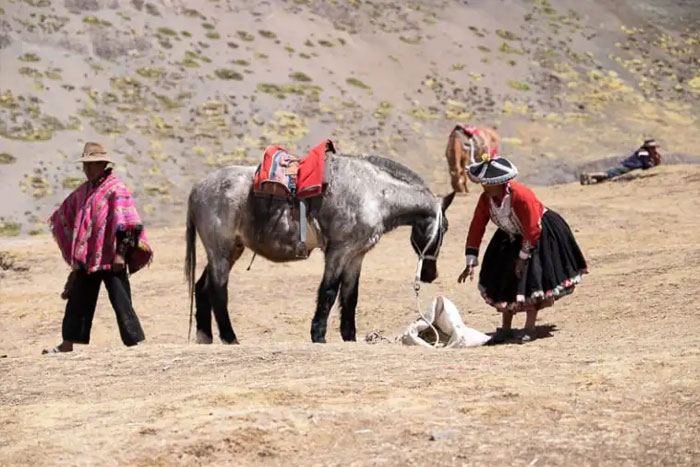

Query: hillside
[1,0,700,236]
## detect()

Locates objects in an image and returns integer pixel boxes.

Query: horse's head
[411,192,455,283]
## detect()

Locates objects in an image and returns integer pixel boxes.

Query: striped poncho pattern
[49,173,152,274]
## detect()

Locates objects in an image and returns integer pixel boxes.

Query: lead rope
[413,266,440,348]
[412,207,443,348]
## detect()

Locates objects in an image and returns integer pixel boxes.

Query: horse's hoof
[221,337,239,345]
[196,330,213,344]
[311,336,327,343]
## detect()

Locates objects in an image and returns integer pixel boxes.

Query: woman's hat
[467,156,518,185]
[77,142,113,163]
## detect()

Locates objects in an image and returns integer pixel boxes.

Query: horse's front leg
[339,255,364,342]
[310,250,344,343]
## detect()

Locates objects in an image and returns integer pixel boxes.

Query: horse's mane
[338,153,427,187]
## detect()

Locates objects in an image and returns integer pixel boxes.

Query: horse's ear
[442,191,456,212]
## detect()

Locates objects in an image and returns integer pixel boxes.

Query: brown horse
[445,125,500,193]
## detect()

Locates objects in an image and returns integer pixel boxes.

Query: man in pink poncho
[43,142,152,354]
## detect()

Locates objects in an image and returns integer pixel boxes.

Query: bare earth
[1,165,700,466]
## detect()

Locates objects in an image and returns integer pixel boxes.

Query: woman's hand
[458,265,475,283]
[60,271,76,300]
[113,254,126,273]
[514,257,528,279]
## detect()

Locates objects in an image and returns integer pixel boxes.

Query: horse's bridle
[411,205,444,282]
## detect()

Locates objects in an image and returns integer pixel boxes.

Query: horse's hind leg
[195,266,213,344]
[208,244,245,344]
[339,255,364,342]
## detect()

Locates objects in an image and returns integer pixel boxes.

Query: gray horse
[185,152,455,344]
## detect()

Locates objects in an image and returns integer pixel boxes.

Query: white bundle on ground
[401,296,491,348]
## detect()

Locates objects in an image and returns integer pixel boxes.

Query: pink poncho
[49,173,152,274]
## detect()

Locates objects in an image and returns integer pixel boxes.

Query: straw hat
[77,142,113,163]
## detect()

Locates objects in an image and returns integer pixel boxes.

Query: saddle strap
[297,200,309,258]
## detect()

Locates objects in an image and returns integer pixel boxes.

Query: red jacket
[465,181,545,264]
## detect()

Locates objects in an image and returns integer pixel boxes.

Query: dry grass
[2,166,700,465]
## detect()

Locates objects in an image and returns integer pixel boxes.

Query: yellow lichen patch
[186,100,230,140]
[62,176,84,189]
[445,100,470,120]
[150,151,170,162]
[205,147,248,166]
[552,62,579,82]
[501,137,523,146]
[407,106,440,121]
[241,135,261,150]
[257,83,322,100]
[144,184,170,196]
[502,100,528,115]
[261,111,309,142]
[0,152,16,164]
[0,221,21,237]
[372,101,394,120]
[23,174,51,198]
[507,81,530,91]
[0,91,18,109]
[688,76,700,92]
[332,138,358,154]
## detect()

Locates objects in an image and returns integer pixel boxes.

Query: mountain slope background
[1,0,699,235]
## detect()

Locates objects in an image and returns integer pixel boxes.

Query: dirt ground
[1,165,700,466]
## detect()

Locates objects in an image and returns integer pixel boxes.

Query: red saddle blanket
[253,139,333,198]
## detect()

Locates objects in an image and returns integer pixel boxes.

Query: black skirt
[478,210,587,313]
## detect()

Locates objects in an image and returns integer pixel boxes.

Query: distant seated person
[580,139,662,185]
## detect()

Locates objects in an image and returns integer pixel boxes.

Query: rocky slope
[0,0,699,236]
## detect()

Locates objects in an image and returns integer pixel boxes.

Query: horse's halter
[411,206,444,283]
[410,205,444,347]
[461,130,487,166]
[468,138,477,165]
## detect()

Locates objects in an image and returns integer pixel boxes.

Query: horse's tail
[185,192,197,341]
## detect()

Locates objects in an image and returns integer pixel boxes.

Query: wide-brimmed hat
[77,142,112,163]
[642,139,658,148]
[467,156,518,185]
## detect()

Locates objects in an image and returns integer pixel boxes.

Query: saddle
[252,139,335,257]
[254,139,333,199]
